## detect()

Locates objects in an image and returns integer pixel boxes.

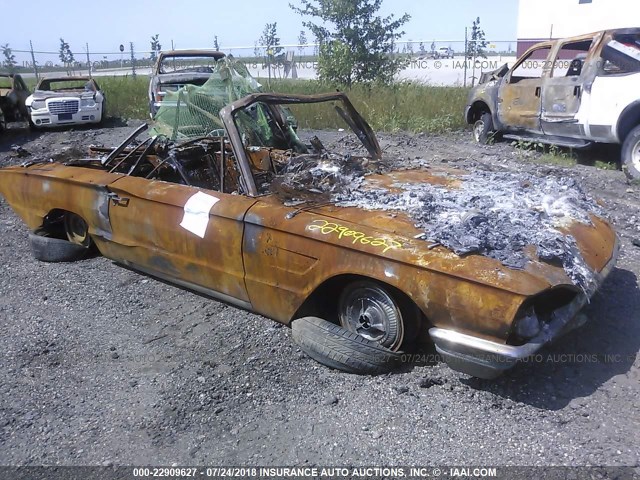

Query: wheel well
[467,101,491,124]
[40,209,69,239]
[292,274,427,343]
[40,209,86,240]
[617,102,640,143]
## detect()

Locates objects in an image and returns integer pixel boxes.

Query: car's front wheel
[622,124,640,181]
[473,112,494,144]
[338,280,405,351]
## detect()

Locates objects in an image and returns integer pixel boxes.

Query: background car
[26,76,105,128]
[437,47,454,58]
[0,73,30,133]
[148,49,226,118]
[465,28,640,180]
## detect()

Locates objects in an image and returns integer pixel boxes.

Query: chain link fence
[5,40,517,87]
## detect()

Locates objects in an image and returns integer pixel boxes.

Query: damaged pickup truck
[465,28,640,180]
[0,92,619,379]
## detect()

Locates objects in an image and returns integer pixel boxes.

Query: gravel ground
[0,122,639,468]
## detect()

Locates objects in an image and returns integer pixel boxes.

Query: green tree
[467,17,488,87]
[259,22,283,59]
[1,44,17,72]
[130,42,137,77]
[467,17,487,60]
[406,39,414,56]
[298,30,308,57]
[291,0,410,86]
[150,34,161,62]
[58,38,75,68]
[259,22,284,81]
[213,35,220,51]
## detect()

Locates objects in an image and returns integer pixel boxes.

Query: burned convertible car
[0,93,619,378]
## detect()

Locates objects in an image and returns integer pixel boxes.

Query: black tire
[291,316,401,375]
[29,230,90,262]
[98,100,106,126]
[473,112,494,144]
[338,280,405,351]
[621,124,640,181]
[28,116,39,131]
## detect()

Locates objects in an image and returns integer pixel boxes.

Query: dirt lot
[0,122,639,468]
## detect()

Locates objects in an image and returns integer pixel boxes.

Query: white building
[517,0,640,54]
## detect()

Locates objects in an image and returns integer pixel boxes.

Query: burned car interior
[73,94,380,200]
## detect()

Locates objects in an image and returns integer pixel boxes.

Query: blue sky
[4,0,519,57]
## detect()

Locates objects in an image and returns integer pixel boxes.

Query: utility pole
[463,27,468,88]
[85,42,91,76]
[29,40,39,80]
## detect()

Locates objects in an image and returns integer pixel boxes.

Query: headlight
[513,307,541,340]
[80,98,96,107]
[31,100,46,110]
[511,288,578,343]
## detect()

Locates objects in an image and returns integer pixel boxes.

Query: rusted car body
[26,77,105,128]
[0,92,619,378]
[0,73,30,131]
[148,49,226,117]
[465,28,640,179]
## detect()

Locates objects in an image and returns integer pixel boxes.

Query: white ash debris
[272,154,602,291]
[271,153,367,200]
[336,170,600,292]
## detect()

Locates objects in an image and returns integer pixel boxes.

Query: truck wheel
[622,125,640,181]
[473,112,494,144]
[291,316,401,375]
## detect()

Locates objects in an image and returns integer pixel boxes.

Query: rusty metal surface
[0,92,619,348]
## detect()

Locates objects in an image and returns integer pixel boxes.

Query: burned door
[497,45,552,133]
[102,175,257,308]
[541,37,596,137]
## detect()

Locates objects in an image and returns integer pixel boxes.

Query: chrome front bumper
[429,237,620,379]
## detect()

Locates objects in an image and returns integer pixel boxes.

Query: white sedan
[26,76,105,128]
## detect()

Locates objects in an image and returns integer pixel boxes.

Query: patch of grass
[98,75,149,120]
[264,79,468,133]
[511,140,577,167]
[23,75,469,132]
[594,160,618,170]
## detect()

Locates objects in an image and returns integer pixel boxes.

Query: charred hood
[271,155,616,293]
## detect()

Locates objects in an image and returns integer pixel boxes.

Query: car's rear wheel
[622,124,640,181]
[338,281,405,351]
[64,213,91,247]
[473,112,494,144]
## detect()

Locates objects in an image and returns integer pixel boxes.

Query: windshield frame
[220,92,382,197]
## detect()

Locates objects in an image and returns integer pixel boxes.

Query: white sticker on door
[179,191,220,238]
